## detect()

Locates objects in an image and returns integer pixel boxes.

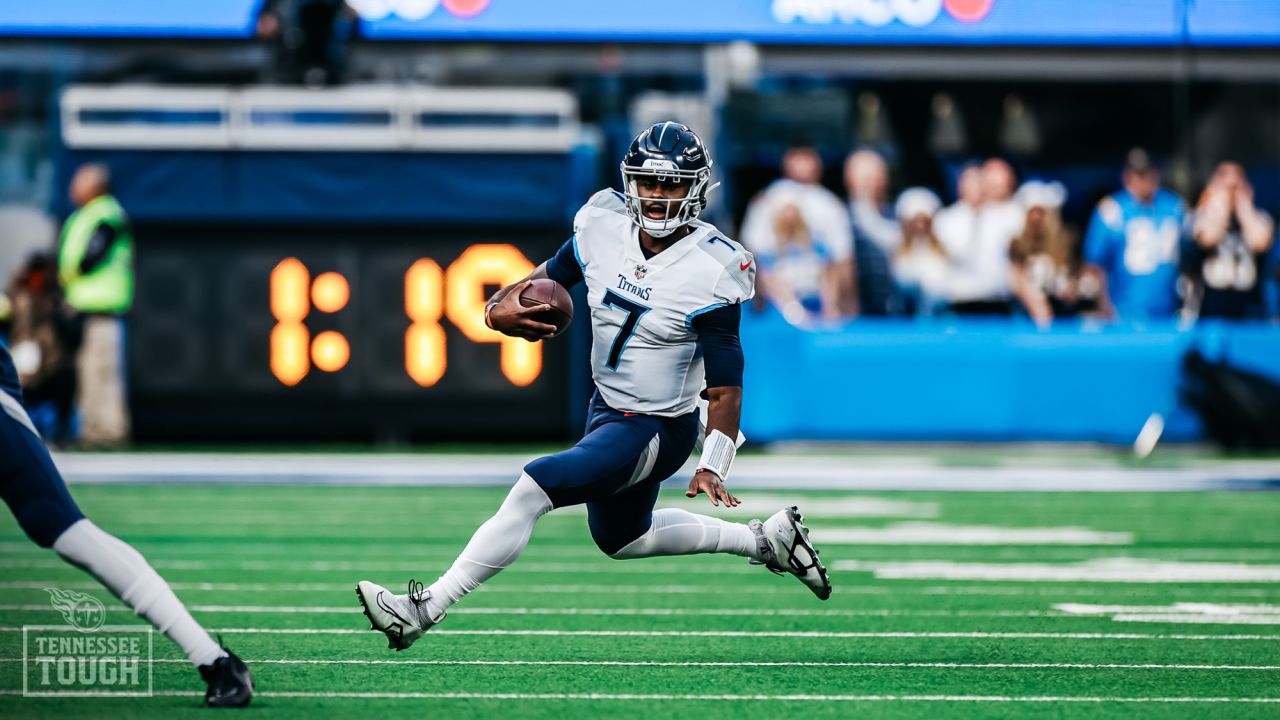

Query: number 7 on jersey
[601,289,650,370]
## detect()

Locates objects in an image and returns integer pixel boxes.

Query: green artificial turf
[0,485,1278,718]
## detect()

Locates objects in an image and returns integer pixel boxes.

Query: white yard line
[48,451,1280,491]
[1112,614,1280,625]
[2,580,1277,598]
[0,581,807,595]
[0,658,1275,670]
[816,524,1132,546]
[3,627,1275,640]
[0,604,1054,618]
[2,689,1277,703]
[836,558,1280,583]
[0,559,761,574]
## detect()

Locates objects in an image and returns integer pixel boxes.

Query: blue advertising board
[358,0,1280,47]
[1186,0,1280,46]
[361,0,1182,46]
[1,1,1277,46]
[0,0,262,38]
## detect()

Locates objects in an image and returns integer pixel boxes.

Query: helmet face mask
[620,122,714,239]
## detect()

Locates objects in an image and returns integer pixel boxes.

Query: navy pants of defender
[524,392,698,556]
[0,348,85,548]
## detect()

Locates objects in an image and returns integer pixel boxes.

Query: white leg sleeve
[52,520,225,668]
[426,473,553,614]
[610,508,762,561]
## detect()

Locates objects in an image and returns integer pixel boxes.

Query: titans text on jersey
[561,188,755,416]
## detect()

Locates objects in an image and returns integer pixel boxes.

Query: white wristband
[697,429,737,482]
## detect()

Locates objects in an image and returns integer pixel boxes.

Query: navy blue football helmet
[620,121,715,238]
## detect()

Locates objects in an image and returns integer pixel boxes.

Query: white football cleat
[356,579,443,651]
[750,506,832,600]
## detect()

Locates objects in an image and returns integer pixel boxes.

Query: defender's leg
[0,391,253,705]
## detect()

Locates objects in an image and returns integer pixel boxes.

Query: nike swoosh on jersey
[739,261,752,271]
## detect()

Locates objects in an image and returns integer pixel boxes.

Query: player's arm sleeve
[689,248,755,389]
[692,302,743,389]
[543,237,584,289]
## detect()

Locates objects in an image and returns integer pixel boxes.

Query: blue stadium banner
[0,0,263,38]
[1,0,1278,45]
[1187,0,1280,45]
[358,0,1280,47]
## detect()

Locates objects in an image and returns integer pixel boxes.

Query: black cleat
[199,649,254,708]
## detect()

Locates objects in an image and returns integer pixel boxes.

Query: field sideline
[1,456,1279,718]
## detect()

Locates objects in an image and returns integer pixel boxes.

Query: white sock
[610,508,762,561]
[52,520,227,668]
[425,473,553,616]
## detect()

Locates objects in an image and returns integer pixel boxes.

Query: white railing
[61,85,581,152]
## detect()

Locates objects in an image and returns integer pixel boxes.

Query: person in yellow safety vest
[57,163,133,447]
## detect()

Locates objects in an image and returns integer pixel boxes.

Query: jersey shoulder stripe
[684,301,730,331]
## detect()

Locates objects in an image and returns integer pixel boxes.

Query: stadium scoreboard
[129,230,576,442]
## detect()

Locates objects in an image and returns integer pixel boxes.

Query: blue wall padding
[741,310,1279,443]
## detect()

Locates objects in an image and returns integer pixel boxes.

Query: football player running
[358,122,831,651]
[0,345,253,706]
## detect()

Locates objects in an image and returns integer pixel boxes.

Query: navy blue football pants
[524,392,698,555]
[0,349,85,548]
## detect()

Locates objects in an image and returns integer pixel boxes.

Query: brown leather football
[518,278,574,336]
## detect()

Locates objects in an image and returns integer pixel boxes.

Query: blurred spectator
[933,164,983,245]
[756,203,840,324]
[58,164,134,448]
[8,253,79,445]
[935,159,1023,315]
[0,205,57,303]
[844,149,899,316]
[1083,148,1186,322]
[741,146,856,315]
[1009,181,1111,325]
[258,0,357,86]
[892,188,950,316]
[1181,162,1276,320]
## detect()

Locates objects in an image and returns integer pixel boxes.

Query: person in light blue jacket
[1084,149,1186,322]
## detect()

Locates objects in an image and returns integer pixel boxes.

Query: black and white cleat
[750,505,833,600]
[356,579,444,651]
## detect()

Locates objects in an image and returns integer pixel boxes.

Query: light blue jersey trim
[571,233,586,270]
[685,302,729,331]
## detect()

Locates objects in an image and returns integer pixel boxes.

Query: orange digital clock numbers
[270,245,542,387]
[445,244,538,387]
[405,258,446,387]
[269,258,316,386]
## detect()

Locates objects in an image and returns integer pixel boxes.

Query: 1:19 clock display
[128,231,574,442]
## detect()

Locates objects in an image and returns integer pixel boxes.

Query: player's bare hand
[489,281,559,341]
[686,469,740,508]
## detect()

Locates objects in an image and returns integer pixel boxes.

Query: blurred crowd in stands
[741,146,1279,327]
[1,164,133,448]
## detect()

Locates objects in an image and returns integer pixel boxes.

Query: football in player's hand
[519,279,574,337]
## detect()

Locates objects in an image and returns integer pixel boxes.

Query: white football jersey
[571,189,755,417]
